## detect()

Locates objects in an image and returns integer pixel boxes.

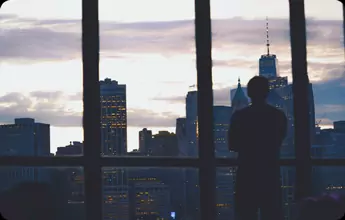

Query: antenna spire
[266,16,270,55]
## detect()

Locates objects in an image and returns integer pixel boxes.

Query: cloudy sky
[0,0,344,153]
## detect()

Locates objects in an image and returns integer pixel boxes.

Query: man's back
[229,103,287,183]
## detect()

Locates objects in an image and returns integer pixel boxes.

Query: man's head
[247,76,270,103]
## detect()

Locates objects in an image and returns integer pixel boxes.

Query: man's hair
[247,76,270,101]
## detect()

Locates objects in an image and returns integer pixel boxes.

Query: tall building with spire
[259,17,279,78]
[231,78,249,113]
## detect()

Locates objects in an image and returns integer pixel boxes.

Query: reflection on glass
[215,167,297,220]
[102,168,199,220]
[0,167,85,220]
[312,166,345,196]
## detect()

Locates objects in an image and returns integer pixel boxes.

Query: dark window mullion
[195,0,216,219]
[289,0,312,200]
[339,0,345,59]
[82,0,102,220]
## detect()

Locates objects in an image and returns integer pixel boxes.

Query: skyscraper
[213,106,232,158]
[176,117,188,157]
[100,78,127,156]
[0,118,50,191]
[0,118,50,156]
[100,79,129,220]
[139,128,152,155]
[184,90,200,219]
[185,90,198,157]
[151,131,178,156]
[231,78,249,113]
[259,17,279,78]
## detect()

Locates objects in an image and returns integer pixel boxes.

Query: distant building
[185,90,198,157]
[259,54,279,78]
[103,185,130,220]
[280,166,296,220]
[0,118,50,192]
[230,86,249,103]
[127,168,183,219]
[100,78,127,156]
[103,168,129,220]
[311,143,345,197]
[213,106,232,158]
[132,183,171,219]
[334,121,345,133]
[268,76,288,90]
[139,128,152,155]
[184,90,200,219]
[258,19,279,79]
[0,118,50,156]
[54,142,85,209]
[56,141,83,156]
[275,83,316,146]
[231,78,249,113]
[176,118,188,157]
[100,79,128,220]
[151,131,178,157]
[216,168,236,220]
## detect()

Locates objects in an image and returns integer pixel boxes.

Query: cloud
[0,15,343,128]
[128,108,179,127]
[152,85,236,106]
[0,15,343,63]
[0,91,82,127]
[29,91,64,101]
[0,91,179,128]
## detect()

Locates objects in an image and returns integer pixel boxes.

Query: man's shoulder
[267,105,287,120]
[268,105,284,113]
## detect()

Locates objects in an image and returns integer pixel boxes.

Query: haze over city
[0,0,344,153]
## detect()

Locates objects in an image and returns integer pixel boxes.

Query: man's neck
[251,101,266,106]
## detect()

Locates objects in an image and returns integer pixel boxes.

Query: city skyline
[0,0,344,152]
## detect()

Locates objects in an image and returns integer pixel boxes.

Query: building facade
[213,106,232,158]
[56,141,83,156]
[176,117,188,157]
[231,79,249,113]
[100,78,127,156]
[139,128,152,156]
[334,121,345,133]
[0,118,50,191]
[185,90,198,157]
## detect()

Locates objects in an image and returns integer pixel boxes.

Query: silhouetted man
[228,76,287,220]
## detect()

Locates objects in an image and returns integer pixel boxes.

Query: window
[0,0,344,220]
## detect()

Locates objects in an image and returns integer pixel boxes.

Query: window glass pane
[294,166,345,220]
[102,167,199,219]
[210,0,293,159]
[216,167,297,220]
[0,166,85,220]
[0,0,83,157]
[98,0,196,157]
[304,0,345,159]
[312,166,345,195]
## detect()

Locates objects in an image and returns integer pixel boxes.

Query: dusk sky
[0,0,344,153]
